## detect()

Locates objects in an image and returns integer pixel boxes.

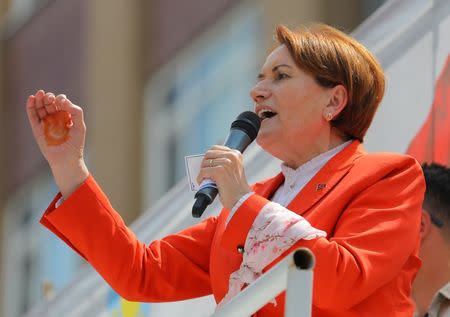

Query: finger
[26,95,39,124]
[197,166,223,184]
[45,102,57,115]
[34,90,48,119]
[44,93,56,114]
[55,93,66,103]
[201,152,225,170]
[201,157,232,168]
[37,107,47,119]
[205,147,240,156]
[54,94,66,111]
[203,149,229,160]
[57,97,84,128]
[210,145,231,151]
[26,95,43,137]
[34,90,45,109]
[44,92,55,105]
[204,150,241,164]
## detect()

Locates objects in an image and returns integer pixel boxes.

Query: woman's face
[251,45,332,160]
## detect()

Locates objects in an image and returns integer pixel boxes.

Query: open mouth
[258,109,277,120]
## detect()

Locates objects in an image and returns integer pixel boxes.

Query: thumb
[56,97,85,130]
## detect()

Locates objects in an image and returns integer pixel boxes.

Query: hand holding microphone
[193,111,261,217]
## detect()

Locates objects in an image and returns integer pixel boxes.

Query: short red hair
[276,24,385,141]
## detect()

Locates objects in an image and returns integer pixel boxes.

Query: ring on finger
[209,159,214,167]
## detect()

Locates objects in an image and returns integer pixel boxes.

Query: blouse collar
[280,140,352,187]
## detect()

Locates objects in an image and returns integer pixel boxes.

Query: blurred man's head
[421,163,450,243]
[412,163,450,314]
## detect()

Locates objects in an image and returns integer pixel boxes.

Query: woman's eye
[275,73,289,80]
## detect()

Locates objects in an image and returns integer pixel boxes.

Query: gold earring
[326,113,333,121]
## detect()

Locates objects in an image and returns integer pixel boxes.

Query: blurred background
[0,0,448,316]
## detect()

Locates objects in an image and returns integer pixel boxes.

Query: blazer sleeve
[221,155,425,310]
[40,175,217,302]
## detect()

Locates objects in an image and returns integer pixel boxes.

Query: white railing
[212,248,315,317]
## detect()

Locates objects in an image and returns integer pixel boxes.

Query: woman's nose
[250,82,271,103]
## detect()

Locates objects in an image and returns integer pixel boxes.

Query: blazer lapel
[287,140,365,215]
[254,140,365,215]
[254,172,285,199]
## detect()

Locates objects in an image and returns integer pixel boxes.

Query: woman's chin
[256,132,276,151]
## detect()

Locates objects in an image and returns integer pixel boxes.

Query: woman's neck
[283,130,349,169]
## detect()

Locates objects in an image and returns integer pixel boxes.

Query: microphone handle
[192,187,218,218]
[223,129,252,152]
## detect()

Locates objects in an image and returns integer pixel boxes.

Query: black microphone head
[230,111,261,141]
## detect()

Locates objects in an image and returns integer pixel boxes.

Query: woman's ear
[420,210,432,242]
[323,84,348,121]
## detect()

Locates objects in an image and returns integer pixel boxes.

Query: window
[143,5,264,208]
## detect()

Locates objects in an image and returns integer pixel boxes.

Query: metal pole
[285,248,315,317]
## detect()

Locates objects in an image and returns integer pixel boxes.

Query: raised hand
[26,90,89,198]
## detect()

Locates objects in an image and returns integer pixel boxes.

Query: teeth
[258,108,277,119]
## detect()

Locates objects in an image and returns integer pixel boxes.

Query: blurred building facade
[0,1,384,316]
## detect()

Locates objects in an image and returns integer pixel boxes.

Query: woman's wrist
[50,159,90,199]
[226,192,255,224]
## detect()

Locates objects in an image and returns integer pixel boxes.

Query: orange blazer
[40,141,425,316]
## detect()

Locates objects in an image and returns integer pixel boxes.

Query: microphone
[192,111,261,218]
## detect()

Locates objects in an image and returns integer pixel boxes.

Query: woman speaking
[26,24,425,316]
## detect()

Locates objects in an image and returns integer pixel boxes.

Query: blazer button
[237,245,245,254]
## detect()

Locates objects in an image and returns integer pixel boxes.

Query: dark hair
[275,24,385,142]
[422,163,450,234]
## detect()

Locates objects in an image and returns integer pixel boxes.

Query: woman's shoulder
[355,150,420,166]
[335,150,425,198]
[351,150,423,179]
